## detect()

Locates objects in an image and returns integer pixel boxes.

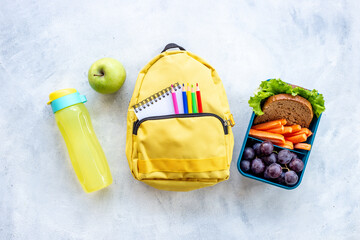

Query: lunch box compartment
[237,111,322,190]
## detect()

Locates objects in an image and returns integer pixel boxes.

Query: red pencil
[196,83,203,113]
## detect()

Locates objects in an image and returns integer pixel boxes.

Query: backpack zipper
[133,113,228,135]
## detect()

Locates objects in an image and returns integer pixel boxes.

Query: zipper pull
[225,114,235,127]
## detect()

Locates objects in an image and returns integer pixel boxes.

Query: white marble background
[1,0,359,239]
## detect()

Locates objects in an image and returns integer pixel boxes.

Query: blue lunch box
[237,95,322,190]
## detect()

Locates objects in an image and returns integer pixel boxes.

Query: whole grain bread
[254,94,313,128]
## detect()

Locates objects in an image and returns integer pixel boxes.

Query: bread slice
[253,94,313,128]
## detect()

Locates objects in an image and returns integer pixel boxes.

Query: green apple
[88,58,126,94]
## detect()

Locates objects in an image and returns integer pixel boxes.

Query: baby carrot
[249,129,285,144]
[252,119,287,131]
[294,143,312,150]
[285,133,307,144]
[303,128,313,137]
[289,125,302,133]
[276,141,294,150]
[283,126,293,134]
[266,126,285,134]
[285,128,312,137]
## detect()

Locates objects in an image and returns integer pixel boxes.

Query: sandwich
[249,79,325,128]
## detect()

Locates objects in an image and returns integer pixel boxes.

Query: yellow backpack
[125,43,235,191]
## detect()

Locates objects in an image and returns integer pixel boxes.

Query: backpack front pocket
[133,113,229,178]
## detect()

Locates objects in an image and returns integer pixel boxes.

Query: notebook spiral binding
[133,82,181,113]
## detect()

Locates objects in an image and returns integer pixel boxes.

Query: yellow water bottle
[47,88,112,193]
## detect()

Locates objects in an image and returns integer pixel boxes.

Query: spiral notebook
[133,82,184,120]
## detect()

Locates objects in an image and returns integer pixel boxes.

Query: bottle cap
[47,88,87,113]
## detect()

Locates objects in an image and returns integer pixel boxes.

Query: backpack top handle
[161,43,186,53]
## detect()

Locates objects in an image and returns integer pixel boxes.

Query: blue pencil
[182,84,188,114]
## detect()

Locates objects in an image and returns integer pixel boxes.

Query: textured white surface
[1,0,359,239]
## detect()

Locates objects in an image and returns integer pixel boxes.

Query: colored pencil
[196,83,203,113]
[191,85,198,113]
[171,84,179,114]
[182,84,188,114]
[186,83,192,113]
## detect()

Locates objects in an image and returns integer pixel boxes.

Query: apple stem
[93,74,104,77]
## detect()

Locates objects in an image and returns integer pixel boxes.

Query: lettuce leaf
[260,78,293,94]
[248,92,274,115]
[248,79,325,118]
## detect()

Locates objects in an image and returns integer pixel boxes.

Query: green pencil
[191,84,198,113]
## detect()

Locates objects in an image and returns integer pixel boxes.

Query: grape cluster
[240,141,304,186]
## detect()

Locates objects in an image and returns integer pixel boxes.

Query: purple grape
[262,153,277,165]
[253,143,261,156]
[240,160,251,172]
[276,172,286,184]
[285,171,299,185]
[290,152,297,161]
[251,158,265,174]
[243,147,255,160]
[289,158,304,172]
[264,168,271,179]
[266,163,282,178]
[277,150,293,164]
[260,141,274,156]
